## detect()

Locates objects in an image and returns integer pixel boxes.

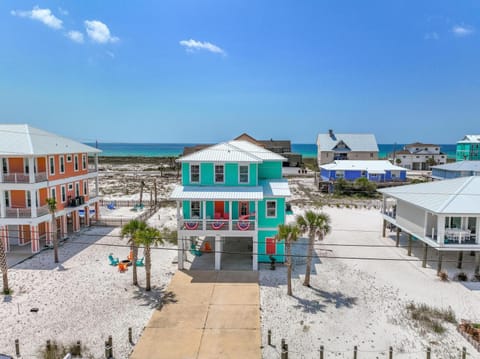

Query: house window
[75,182,80,197]
[50,187,56,201]
[239,165,249,184]
[190,164,200,183]
[266,237,276,255]
[82,154,87,170]
[74,155,79,171]
[4,191,9,207]
[49,156,55,175]
[68,183,73,191]
[2,159,8,174]
[61,185,66,203]
[59,156,65,174]
[239,201,249,216]
[215,165,224,183]
[66,155,72,162]
[26,191,31,208]
[336,171,344,179]
[191,201,201,218]
[370,153,374,158]
[266,200,277,218]
[83,181,88,196]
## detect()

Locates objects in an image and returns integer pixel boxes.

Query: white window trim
[214,164,225,184]
[50,187,57,201]
[238,164,249,184]
[83,181,88,196]
[190,201,201,218]
[66,154,72,163]
[75,182,80,197]
[61,185,66,203]
[82,154,87,170]
[49,156,55,176]
[59,155,65,174]
[74,155,79,172]
[266,200,277,218]
[190,164,200,184]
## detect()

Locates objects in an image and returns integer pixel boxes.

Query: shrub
[406,302,456,335]
[438,271,448,281]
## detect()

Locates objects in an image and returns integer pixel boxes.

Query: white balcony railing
[180,218,256,232]
[4,205,50,218]
[1,172,48,183]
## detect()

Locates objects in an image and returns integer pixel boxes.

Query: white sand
[261,206,480,359]
[1,225,177,358]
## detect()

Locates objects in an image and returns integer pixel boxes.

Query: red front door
[214,201,224,217]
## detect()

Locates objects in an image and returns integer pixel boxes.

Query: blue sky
[1,1,479,144]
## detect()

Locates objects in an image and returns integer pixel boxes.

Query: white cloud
[11,6,63,30]
[179,39,226,55]
[84,20,119,44]
[424,32,439,40]
[58,7,69,16]
[452,25,474,37]
[67,30,84,43]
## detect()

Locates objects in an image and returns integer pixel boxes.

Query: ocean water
[87,143,457,159]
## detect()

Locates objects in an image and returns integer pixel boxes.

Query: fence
[93,204,159,227]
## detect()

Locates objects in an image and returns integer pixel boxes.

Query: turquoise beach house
[170,140,291,271]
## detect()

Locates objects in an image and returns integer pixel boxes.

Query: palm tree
[276,224,300,296]
[46,197,59,263]
[121,219,147,286]
[296,210,331,287]
[135,226,163,291]
[0,236,10,294]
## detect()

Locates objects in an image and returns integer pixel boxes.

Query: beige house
[317,130,379,165]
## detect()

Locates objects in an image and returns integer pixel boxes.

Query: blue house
[431,161,480,180]
[320,160,407,182]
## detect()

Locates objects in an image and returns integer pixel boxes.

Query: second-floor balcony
[180,218,256,232]
[1,172,48,184]
[4,204,50,218]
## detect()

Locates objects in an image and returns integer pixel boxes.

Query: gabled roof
[178,140,287,163]
[378,176,480,214]
[233,133,264,146]
[0,124,101,156]
[317,133,379,152]
[405,142,439,148]
[432,161,480,172]
[458,135,480,143]
[260,179,291,197]
[321,160,404,172]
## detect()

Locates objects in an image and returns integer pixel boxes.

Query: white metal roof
[170,185,264,200]
[317,133,379,152]
[0,124,101,156]
[321,160,405,172]
[458,135,480,143]
[432,161,480,172]
[379,176,480,214]
[178,140,286,163]
[261,179,291,197]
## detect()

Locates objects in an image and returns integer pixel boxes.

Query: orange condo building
[0,124,101,254]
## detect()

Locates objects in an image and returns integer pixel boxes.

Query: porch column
[215,235,221,270]
[424,213,428,237]
[202,201,207,231]
[457,251,463,269]
[94,202,99,221]
[407,235,413,256]
[396,227,401,247]
[437,216,445,246]
[1,226,9,253]
[0,191,5,218]
[45,221,52,246]
[84,205,90,227]
[18,225,24,245]
[95,155,99,196]
[422,243,428,268]
[252,232,258,271]
[382,220,386,238]
[475,252,480,276]
[228,201,232,231]
[254,201,258,230]
[62,215,67,238]
[476,217,480,244]
[30,190,37,218]
[176,201,181,227]
[28,157,35,183]
[30,225,40,253]
[74,211,81,232]
[178,235,184,270]
[437,252,443,275]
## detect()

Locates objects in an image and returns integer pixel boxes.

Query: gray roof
[458,135,480,143]
[321,160,404,173]
[170,185,264,200]
[317,133,379,152]
[260,179,291,197]
[378,176,480,214]
[0,124,101,156]
[431,161,480,172]
[178,140,286,163]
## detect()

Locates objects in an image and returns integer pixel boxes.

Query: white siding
[396,201,426,238]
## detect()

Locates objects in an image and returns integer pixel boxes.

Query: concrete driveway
[130,270,261,359]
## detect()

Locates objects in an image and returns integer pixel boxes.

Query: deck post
[396,227,400,247]
[215,235,221,270]
[178,236,184,270]
[422,243,428,268]
[475,252,480,276]
[382,220,386,238]
[437,252,443,275]
[457,251,463,269]
[407,235,412,256]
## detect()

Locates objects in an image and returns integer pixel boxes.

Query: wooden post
[389,346,393,359]
[396,228,400,247]
[457,251,463,269]
[426,347,431,359]
[462,347,467,359]
[108,335,113,358]
[129,327,133,344]
[15,339,20,357]
[46,340,52,359]
[422,243,428,268]
[320,345,324,359]
[76,340,81,355]
[437,252,443,275]
[407,235,412,256]
[281,339,287,359]
[354,345,358,359]
[475,252,480,276]
[382,220,386,237]
[104,341,109,359]
[267,329,271,346]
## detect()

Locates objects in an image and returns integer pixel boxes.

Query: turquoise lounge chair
[136,257,145,267]
[108,254,119,266]
[190,243,202,257]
